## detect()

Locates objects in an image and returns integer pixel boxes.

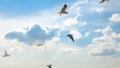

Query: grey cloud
[92,49,116,56]
[5,24,58,45]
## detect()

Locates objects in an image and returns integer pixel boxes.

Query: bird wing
[67,34,75,42]
[47,64,52,68]
[61,4,67,12]
[37,43,43,46]
[99,0,105,3]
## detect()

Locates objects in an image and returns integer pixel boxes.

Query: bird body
[47,64,52,68]
[59,4,68,16]
[3,50,10,57]
[99,0,109,3]
[37,43,43,47]
[67,34,75,42]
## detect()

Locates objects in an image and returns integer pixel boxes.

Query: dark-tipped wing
[99,0,105,3]
[67,34,75,42]
[61,4,67,12]
[37,43,43,46]
[47,64,52,68]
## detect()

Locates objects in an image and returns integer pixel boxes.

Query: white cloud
[0,37,26,55]
[84,32,90,37]
[0,9,61,35]
[70,29,82,40]
[96,7,104,13]
[109,13,120,22]
[9,46,24,52]
[94,26,112,34]
[58,46,80,55]
[63,18,78,27]
[94,29,103,33]
[87,26,120,56]
[1,0,120,68]
[61,0,88,29]
[5,24,58,45]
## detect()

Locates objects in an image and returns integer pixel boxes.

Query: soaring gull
[66,34,75,42]
[3,50,10,57]
[47,64,52,68]
[59,4,68,16]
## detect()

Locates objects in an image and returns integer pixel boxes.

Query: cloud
[1,0,120,68]
[70,29,82,40]
[57,46,80,55]
[61,0,88,29]
[109,13,120,22]
[5,24,58,45]
[9,46,24,52]
[63,18,78,27]
[96,7,104,13]
[87,26,120,56]
[84,32,90,37]
[91,48,116,56]
[94,29,103,33]
[0,37,26,53]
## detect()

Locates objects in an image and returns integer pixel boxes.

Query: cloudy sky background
[0,0,120,68]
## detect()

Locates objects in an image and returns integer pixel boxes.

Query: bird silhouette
[34,40,43,47]
[99,0,109,3]
[3,50,10,57]
[47,64,52,68]
[66,34,75,42]
[23,26,29,31]
[37,43,43,47]
[59,4,68,16]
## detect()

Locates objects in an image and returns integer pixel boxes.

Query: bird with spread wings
[59,4,68,16]
[67,34,75,42]
[3,50,10,57]
[47,64,52,68]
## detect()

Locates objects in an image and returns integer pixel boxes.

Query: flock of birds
[58,0,110,43]
[2,0,110,68]
[58,0,109,16]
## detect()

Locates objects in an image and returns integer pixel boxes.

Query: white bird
[59,4,68,16]
[99,0,109,3]
[3,50,10,57]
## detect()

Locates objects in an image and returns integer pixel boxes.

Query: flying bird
[99,0,109,3]
[66,34,75,42]
[3,50,10,57]
[23,26,29,31]
[34,40,43,47]
[59,4,68,16]
[36,43,43,47]
[47,64,52,68]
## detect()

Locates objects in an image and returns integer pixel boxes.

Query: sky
[0,0,120,68]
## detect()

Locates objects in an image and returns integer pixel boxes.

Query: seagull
[37,43,43,47]
[23,26,29,31]
[47,64,52,68]
[66,34,75,42]
[34,40,43,47]
[3,50,10,57]
[99,0,109,3]
[59,4,68,16]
